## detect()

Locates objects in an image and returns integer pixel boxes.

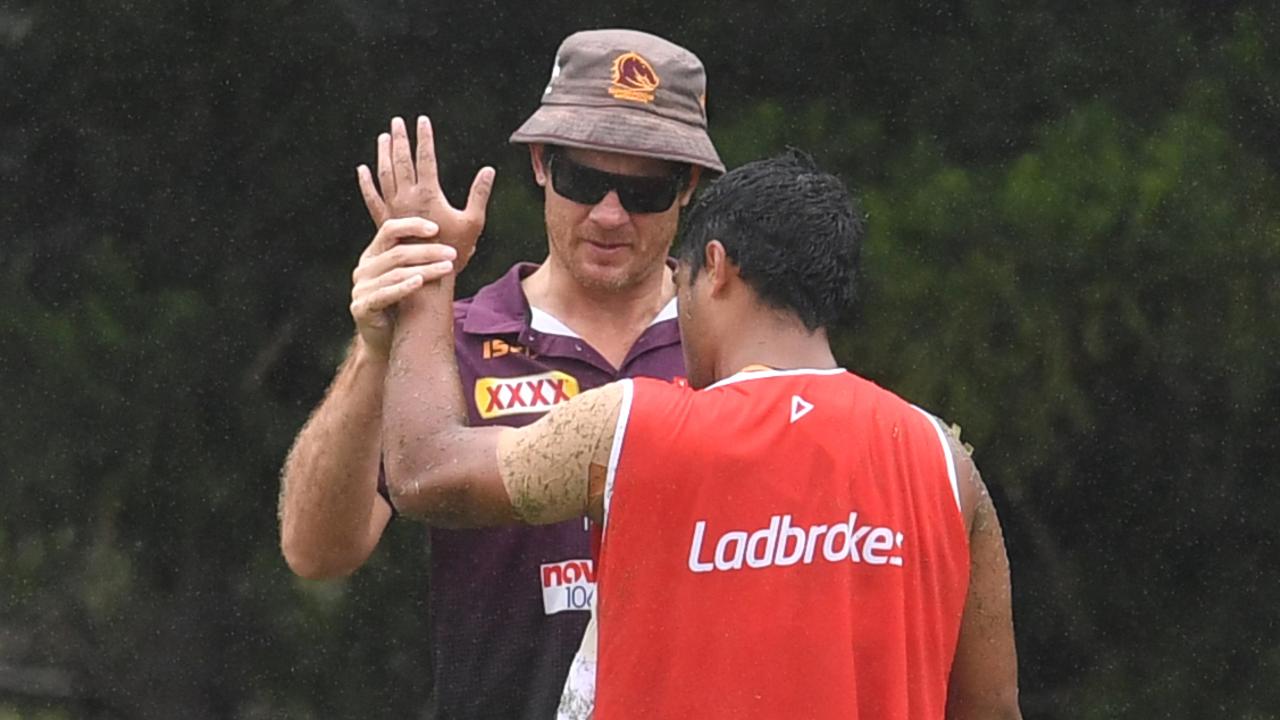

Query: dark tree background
[3,1,1277,718]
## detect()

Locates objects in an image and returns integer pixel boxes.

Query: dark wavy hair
[675,149,864,331]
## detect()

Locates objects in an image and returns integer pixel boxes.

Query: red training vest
[595,369,970,719]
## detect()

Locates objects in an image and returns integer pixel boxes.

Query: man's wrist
[398,276,455,318]
[353,333,392,368]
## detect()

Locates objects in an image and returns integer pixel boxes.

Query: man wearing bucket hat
[379,150,1023,719]
[279,29,721,718]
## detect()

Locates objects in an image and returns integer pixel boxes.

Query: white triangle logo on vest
[790,395,814,423]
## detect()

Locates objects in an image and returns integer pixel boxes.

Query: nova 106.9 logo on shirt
[540,559,596,614]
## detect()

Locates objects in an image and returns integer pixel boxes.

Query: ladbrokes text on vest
[688,512,905,573]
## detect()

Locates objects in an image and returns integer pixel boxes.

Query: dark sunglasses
[546,151,687,214]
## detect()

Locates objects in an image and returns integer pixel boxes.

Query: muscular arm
[279,116,491,576]
[383,274,617,527]
[947,437,1023,719]
[277,222,454,579]
[278,338,392,579]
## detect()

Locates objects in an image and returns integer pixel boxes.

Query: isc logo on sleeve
[540,559,596,614]
[474,371,580,419]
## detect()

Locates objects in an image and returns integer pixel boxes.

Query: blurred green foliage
[2,1,1277,717]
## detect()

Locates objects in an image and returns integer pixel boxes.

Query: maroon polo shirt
[411,263,684,720]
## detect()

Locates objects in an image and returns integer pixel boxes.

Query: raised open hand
[357,115,495,271]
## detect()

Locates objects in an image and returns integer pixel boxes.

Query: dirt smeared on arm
[497,384,623,524]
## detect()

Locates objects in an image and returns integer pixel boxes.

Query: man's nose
[588,190,631,229]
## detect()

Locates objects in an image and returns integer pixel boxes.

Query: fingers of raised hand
[414,115,441,189]
[391,116,416,189]
[357,165,388,228]
[464,166,497,225]
[377,132,395,199]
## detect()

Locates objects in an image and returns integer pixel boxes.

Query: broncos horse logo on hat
[608,51,660,103]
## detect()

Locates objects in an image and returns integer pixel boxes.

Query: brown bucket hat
[510,29,725,174]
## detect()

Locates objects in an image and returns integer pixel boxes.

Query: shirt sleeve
[375,462,398,519]
[496,383,623,524]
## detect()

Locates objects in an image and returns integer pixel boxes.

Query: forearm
[381,275,620,527]
[383,276,511,525]
[279,338,389,578]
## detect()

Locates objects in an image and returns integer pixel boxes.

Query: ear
[530,144,548,187]
[677,166,704,207]
[702,240,734,297]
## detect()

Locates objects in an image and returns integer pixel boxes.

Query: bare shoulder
[512,383,625,461]
[496,383,626,524]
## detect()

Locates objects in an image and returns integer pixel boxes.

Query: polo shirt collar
[459,262,537,336]
[458,261,682,369]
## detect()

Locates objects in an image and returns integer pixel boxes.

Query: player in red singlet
[595,368,971,718]
[381,150,1022,719]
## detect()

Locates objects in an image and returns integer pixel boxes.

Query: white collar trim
[704,366,847,391]
[652,298,678,325]
[529,306,581,338]
[528,297,678,338]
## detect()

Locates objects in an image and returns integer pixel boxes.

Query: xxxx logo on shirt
[474,371,580,419]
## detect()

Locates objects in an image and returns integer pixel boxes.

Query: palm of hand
[359,116,495,271]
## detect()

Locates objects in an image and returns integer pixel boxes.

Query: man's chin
[575,270,634,293]
[569,259,643,293]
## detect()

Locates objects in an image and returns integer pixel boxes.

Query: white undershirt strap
[910,406,962,513]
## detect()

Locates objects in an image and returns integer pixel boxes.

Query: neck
[522,259,674,333]
[714,312,838,381]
